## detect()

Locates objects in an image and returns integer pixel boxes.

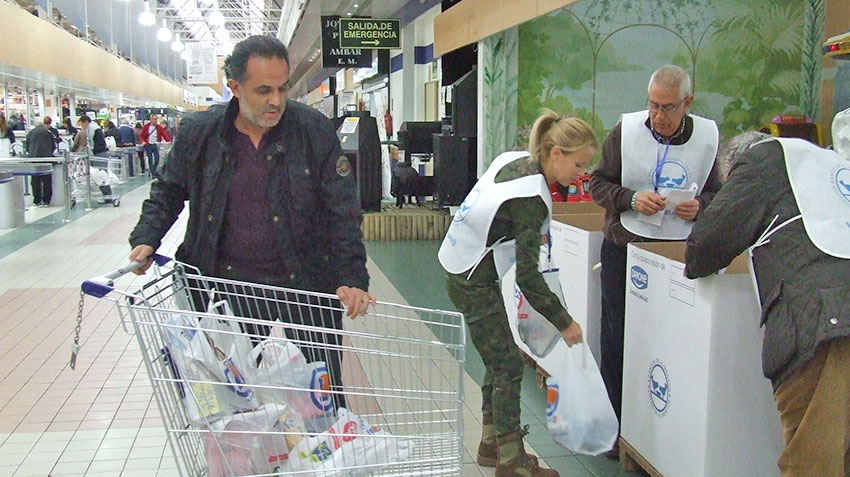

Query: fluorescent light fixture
[171,37,185,52]
[157,19,172,42]
[138,1,156,26]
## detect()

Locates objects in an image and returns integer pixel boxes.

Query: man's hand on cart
[336,286,376,318]
[561,320,583,347]
[129,244,156,274]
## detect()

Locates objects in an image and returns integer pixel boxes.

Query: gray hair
[717,131,770,182]
[648,65,692,100]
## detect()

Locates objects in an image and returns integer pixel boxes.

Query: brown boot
[477,416,539,468]
[495,427,558,477]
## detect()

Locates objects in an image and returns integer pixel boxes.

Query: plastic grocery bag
[284,407,414,477]
[251,338,308,405]
[513,268,567,358]
[206,403,307,476]
[163,314,258,425]
[545,343,618,456]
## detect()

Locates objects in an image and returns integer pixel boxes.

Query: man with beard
[128,35,374,409]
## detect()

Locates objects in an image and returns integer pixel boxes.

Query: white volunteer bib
[774,137,850,258]
[619,111,719,239]
[438,151,552,274]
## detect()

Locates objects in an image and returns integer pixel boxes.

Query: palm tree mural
[693,1,804,137]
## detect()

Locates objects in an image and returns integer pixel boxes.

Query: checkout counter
[0,153,75,228]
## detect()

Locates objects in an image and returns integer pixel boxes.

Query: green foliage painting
[517,0,816,144]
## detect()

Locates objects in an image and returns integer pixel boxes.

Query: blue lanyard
[654,140,671,193]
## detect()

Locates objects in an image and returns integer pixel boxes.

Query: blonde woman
[438,109,597,477]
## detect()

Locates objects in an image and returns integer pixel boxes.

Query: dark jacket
[118,125,135,146]
[92,128,108,154]
[25,124,57,157]
[684,140,850,387]
[128,98,369,294]
[590,116,722,248]
[104,127,122,146]
[391,162,418,196]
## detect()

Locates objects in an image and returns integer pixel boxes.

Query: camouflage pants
[446,273,523,436]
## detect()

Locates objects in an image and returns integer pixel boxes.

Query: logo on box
[648,359,671,417]
[630,265,648,290]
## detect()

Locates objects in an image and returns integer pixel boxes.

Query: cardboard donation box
[549,213,604,363]
[552,201,603,215]
[621,242,783,476]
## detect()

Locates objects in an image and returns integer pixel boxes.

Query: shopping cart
[77,256,466,477]
[69,153,122,207]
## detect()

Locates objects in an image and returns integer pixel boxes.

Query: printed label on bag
[190,382,221,416]
[546,384,559,418]
[222,357,253,399]
[310,364,334,412]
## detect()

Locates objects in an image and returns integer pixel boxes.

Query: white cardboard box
[549,213,604,364]
[621,242,783,476]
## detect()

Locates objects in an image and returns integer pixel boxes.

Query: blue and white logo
[651,161,689,189]
[630,265,648,290]
[834,167,850,206]
[648,359,670,417]
[453,190,480,223]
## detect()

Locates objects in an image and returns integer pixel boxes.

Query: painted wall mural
[515,0,820,154]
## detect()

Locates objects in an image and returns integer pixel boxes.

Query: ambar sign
[339,18,400,49]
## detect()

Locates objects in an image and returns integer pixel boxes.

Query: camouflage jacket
[452,155,572,331]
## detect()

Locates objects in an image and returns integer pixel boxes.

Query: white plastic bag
[545,344,618,456]
[284,407,414,477]
[162,314,258,425]
[206,403,304,475]
[251,338,308,406]
[514,268,567,358]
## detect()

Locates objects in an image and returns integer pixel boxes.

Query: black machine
[334,111,382,212]
[397,121,441,162]
[433,66,478,206]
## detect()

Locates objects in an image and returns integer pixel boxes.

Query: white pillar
[401,22,415,124]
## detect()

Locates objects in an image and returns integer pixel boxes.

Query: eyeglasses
[647,97,687,114]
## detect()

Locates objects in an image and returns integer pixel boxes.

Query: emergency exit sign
[338,18,401,49]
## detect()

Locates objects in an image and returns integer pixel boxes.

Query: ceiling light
[353,3,359,7]
[180,50,190,61]
[157,19,172,42]
[171,37,184,52]
[346,12,352,16]
[208,9,225,27]
[138,1,156,26]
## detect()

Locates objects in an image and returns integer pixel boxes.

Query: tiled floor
[0,178,639,476]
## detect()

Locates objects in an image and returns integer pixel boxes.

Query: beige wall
[433,0,579,57]
[0,1,197,110]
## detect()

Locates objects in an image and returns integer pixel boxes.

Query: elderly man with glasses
[589,64,721,459]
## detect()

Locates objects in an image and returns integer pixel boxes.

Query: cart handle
[82,254,172,298]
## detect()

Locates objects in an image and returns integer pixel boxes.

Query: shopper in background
[62,116,77,134]
[0,113,15,155]
[139,113,171,175]
[78,115,108,157]
[589,65,720,458]
[133,122,146,174]
[439,109,594,477]
[104,121,122,149]
[128,35,373,411]
[685,130,850,476]
[25,116,59,207]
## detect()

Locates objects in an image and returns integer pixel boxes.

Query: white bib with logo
[776,137,850,258]
[438,151,552,275]
[619,111,719,240]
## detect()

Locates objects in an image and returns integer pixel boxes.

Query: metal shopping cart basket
[76,256,466,477]
[69,153,122,207]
